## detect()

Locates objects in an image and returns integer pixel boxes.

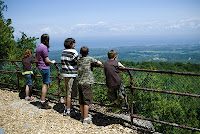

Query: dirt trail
[0,88,138,134]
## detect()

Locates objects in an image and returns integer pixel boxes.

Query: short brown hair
[80,46,89,57]
[64,38,75,49]
[108,50,118,59]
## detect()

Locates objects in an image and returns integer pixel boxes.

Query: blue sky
[3,0,200,48]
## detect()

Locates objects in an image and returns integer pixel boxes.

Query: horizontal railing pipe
[132,86,200,98]
[121,67,200,76]
[131,114,200,132]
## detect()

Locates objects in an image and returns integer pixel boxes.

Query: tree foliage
[0,0,15,59]
[13,32,38,60]
[0,0,38,60]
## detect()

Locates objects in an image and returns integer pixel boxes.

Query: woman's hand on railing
[51,60,56,64]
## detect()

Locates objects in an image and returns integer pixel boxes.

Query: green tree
[0,0,15,59]
[0,1,38,60]
[13,32,38,60]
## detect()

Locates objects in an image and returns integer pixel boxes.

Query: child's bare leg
[84,105,89,119]
[66,97,71,109]
[25,85,29,98]
[28,85,32,97]
[64,78,71,110]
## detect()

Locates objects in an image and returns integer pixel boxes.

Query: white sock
[67,108,70,114]
[41,100,45,104]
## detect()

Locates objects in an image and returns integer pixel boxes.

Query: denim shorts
[25,74,32,85]
[39,68,51,84]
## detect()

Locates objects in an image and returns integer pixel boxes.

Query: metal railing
[121,67,200,132]
[0,59,200,133]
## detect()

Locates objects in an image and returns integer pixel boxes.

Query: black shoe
[70,109,76,117]
[40,102,52,109]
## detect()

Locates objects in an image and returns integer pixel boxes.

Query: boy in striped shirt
[61,38,78,116]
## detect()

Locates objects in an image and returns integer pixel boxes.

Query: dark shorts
[108,84,127,101]
[25,74,32,85]
[78,84,93,105]
[39,68,51,84]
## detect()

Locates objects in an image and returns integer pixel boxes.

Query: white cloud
[40,27,52,34]
[12,18,200,39]
[166,24,181,29]
[74,22,105,27]
[148,26,153,29]
[110,27,119,31]
[119,26,136,32]
[182,17,200,22]
[189,22,200,29]
[42,19,200,37]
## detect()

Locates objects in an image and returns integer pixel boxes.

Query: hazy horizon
[48,36,200,51]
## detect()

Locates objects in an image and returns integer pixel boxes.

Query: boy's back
[78,56,98,85]
[61,48,78,77]
[103,50,129,109]
[77,46,102,124]
[104,59,122,87]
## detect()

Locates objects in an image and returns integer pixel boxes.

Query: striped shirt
[61,49,78,77]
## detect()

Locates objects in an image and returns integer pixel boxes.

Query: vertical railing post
[55,63,61,102]
[13,61,20,91]
[127,70,134,125]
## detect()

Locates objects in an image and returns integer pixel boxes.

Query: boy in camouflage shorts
[103,50,129,109]
[77,46,102,124]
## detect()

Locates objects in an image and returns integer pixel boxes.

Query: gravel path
[0,88,139,134]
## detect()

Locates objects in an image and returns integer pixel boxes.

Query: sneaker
[63,109,70,116]
[25,97,29,101]
[40,102,52,109]
[25,97,33,101]
[83,117,92,124]
[28,97,33,101]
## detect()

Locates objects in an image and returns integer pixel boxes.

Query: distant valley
[49,44,200,64]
